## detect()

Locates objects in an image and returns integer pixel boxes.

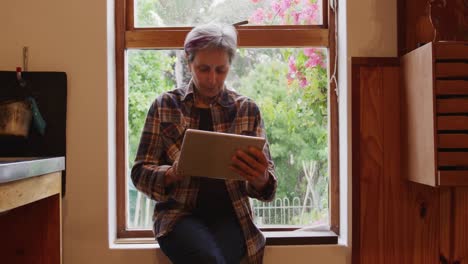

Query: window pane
[135,0,323,28]
[126,48,329,229]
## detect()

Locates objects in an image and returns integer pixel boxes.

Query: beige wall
[348,0,398,57]
[0,0,396,263]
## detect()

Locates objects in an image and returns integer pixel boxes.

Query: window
[115,0,338,240]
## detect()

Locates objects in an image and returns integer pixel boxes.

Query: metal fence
[129,191,316,229]
[251,196,315,225]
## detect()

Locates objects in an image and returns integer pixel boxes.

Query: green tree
[235,48,328,210]
[127,50,176,168]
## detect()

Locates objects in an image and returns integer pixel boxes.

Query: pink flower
[320,58,327,68]
[304,58,317,68]
[301,3,319,24]
[288,56,297,72]
[303,48,317,57]
[281,0,293,10]
[291,11,301,24]
[271,2,285,17]
[304,53,323,68]
[266,11,274,20]
[251,0,261,3]
[272,2,280,13]
[299,77,308,88]
[249,8,265,24]
[287,72,294,83]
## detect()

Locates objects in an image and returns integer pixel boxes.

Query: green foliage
[135,0,158,26]
[235,49,328,202]
[127,50,176,167]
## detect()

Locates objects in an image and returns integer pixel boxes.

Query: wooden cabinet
[0,172,62,264]
[402,41,468,186]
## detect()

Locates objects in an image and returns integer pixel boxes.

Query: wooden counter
[0,172,62,264]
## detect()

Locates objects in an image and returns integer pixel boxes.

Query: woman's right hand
[164,160,184,186]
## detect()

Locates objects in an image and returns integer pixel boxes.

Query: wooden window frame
[115,0,339,242]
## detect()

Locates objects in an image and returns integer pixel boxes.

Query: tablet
[177,129,266,180]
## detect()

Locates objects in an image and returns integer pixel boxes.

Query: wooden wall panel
[439,187,452,263]
[352,58,439,264]
[453,187,468,263]
[405,183,439,264]
[440,187,468,263]
[358,66,385,264]
[382,66,405,263]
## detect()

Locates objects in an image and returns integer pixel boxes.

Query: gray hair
[184,24,238,64]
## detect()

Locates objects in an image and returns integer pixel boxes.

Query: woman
[131,23,277,264]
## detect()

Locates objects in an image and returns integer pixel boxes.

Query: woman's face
[188,48,230,99]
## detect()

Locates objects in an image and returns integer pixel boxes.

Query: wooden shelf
[438,171,468,186]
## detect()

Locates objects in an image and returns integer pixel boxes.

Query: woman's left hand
[230,146,269,191]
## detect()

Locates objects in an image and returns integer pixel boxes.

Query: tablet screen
[177,129,266,180]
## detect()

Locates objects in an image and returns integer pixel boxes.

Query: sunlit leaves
[127,50,176,167]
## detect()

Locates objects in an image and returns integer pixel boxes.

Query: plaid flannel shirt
[131,81,277,264]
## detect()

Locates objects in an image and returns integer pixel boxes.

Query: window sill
[264,230,338,245]
[111,230,338,249]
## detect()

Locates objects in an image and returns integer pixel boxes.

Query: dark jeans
[157,215,246,264]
